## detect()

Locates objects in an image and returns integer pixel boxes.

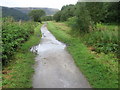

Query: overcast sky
[1,0,78,9]
[78,0,119,2]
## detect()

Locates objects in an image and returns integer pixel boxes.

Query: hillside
[14,7,59,16]
[2,6,59,21]
[2,7,29,21]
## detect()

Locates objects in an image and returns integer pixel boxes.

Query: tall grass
[67,18,118,54]
[81,23,118,54]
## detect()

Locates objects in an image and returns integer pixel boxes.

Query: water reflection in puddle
[31,24,66,54]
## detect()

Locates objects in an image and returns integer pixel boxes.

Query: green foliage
[86,2,105,24]
[54,2,119,32]
[104,2,119,23]
[53,4,75,22]
[41,16,53,21]
[47,21,118,88]
[85,2,119,24]
[81,23,118,54]
[74,2,93,33]
[60,4,75,21]
[65,2,119,54]
[54,3,94,33]
[29,9,46,22]
[67,17,78,28]
[2,18,38,65]
[53,11,61,22]
[2,24,42,88]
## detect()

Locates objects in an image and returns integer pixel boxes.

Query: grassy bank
[2,24,42,88]
[67,18,118,55]
[80,23,118,54]
[47,21,118,88]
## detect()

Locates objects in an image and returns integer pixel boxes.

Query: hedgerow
[2,18,38,65]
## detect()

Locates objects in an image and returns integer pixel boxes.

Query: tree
[53,11,61,22]
[105,2,119,23]
[41,16,53,21]
[53,4,75,22]
[60,5,75,21]
[86,2,105,24]
[29,9,46,23]
[86,2,119,24]
[74,2,92,33]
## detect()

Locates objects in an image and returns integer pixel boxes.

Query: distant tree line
[53,2,119,33]
[54,2,119,23]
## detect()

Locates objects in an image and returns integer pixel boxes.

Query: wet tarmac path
[31,24,91,88]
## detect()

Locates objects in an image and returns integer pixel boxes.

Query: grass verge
[2,24,42,88]
[47,21,118,88]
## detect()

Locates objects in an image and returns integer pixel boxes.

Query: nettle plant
[2,18,38,65]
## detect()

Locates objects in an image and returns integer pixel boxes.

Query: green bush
[2,18,38,65]
[71,2,93,33]
[41,16,53,21]
[67,17,77,29]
